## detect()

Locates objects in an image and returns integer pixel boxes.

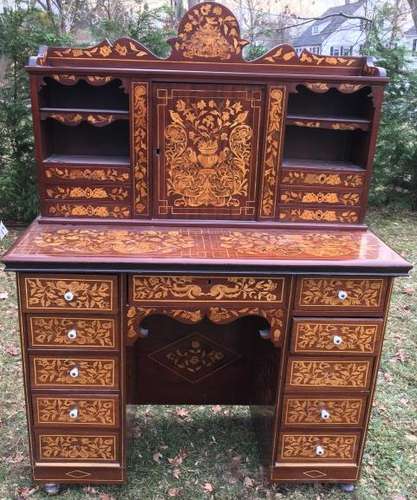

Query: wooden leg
[43,483,61,495]
[340,483,355,493]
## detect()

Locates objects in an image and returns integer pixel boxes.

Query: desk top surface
[3,221,411,275]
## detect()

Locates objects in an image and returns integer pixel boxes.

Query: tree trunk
[407,0,417,29]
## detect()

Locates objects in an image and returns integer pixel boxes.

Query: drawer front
[286,357,372,391]
[22,274,117,313]
[30,356,119,389]
[43,165,130,184]
[295,278,387,314]
[44,201,131,219]
[278,206,360,224]
[282,395,367,427]
[291,318,383,355]
[281,169,365,188]
[131,275,286,304]
[33,394,119,427]
[28,315,117,349]
[35,431,119,462]
[277,432,360,462]
[279,188,361,207]
[44,184,131,202]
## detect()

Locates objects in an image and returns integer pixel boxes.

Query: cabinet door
[154,83,263,219]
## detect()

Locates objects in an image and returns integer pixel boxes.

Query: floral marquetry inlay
[279,208,360,223]
[23,277,114,311]
[284,398,364,426]
[149,333,240,383]
[260,87,286,217]
[280,434,357,460]
[132,83,149,215]
[288,359,371,388]
[132,276,284,303]
[281,170,364,188]
[33,357,116,387]
[45,186,129,201]
[47,203,131,218]
[29,316,116,348]
[39,434,117,461]
[294,321,379,353]
[44,167,130,183]
[299,278,385,308]
[36,397,116,426]
[280,191,360,206]
[170,2,248,61]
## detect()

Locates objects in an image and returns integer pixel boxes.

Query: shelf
[286,114,370,131]
[40,108,128,126]
[282,158,365,172]
[43,154,130,166]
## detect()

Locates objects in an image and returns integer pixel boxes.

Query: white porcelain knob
[67,328,77,340]
[333,335,343,345]
[338,290,348,301]
[69,366,79,378]
[315,445,325,456]
[64,290,74,302]
[320,409,331,420]
[69,407,78,419]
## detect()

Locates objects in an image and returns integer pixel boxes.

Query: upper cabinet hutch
[2,2,411,492]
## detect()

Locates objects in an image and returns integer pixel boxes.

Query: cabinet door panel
[154,83,263,219]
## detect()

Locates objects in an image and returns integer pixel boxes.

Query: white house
[293,0,367,56]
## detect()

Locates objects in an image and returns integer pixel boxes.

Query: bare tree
[406,0,417,29]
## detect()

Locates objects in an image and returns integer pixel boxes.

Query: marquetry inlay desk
[2,2,412,492]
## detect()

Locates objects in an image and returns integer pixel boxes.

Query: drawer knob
[68,366,79,378]
[338,290,348,301]
[315,445,325,456]
[64,290,74,302]
[320,409,331,420]
[68,406,79,419]
[67,328,77,340]
[333,335,343,345]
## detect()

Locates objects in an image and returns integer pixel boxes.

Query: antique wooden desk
[2,2,412,491]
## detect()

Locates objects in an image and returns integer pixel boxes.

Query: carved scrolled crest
[168,2,248,61]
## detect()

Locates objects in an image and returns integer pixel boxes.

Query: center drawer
[130,275,286,304]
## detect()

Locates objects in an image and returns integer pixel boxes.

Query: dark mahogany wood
[1,1,412,489]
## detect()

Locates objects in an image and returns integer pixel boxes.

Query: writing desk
[2,1,412,491]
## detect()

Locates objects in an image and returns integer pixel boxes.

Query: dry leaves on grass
[5,344,19,356]
[202,482,214,493]
[153,451,163,463]
[99,494,115,500]
[168,487,182,497]
[168,449,188,467]
[243,476,255,488]
[15,486,38,499]
[0,291,8,300]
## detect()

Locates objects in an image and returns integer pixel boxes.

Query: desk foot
[43,483,61,495]
[339,483,355,493]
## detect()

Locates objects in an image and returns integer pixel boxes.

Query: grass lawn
[0,208,416,500]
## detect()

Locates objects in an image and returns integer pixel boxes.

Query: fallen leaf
[383,372,393,382]
[153,451,163,463]
[401,286,414,296]
[211,405,222,413]
[5,344,19,356]
[202,482,214,493]
[172,467,181,479]
[243,476,254,488]
[168,487,182,497]
[16,486,38,499]
[393,350,408,363]
[175,407,190,418]
[83,486,97,495]
[168,449,188,466]
[0,291,8,300]
[99,495,115,500]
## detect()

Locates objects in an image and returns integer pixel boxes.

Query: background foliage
[0,1,417,222]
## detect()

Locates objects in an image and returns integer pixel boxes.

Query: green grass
[0,208,416,500]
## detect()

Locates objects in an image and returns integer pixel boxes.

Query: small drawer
[43,165,130,184]
[294,277,388,315]
[286,356,373,391]
[32,394,119,428]
[279,188,361,207]
[44,201,131,219]
[281,168,365,189]
[282,395,367,427]
[278,206,361,224]
[35,430,120,463]
[291,318,383,355]
[30,355,119,389]
[43,184,130,202]
[27,315,118,349]
[277,431,360,462]
[21,274,118,313]
[131,275,286,304]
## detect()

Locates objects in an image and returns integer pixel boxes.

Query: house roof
[405,26,417,37]
[293,0,365,47]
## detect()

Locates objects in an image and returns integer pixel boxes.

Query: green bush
[0,6,69,223]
